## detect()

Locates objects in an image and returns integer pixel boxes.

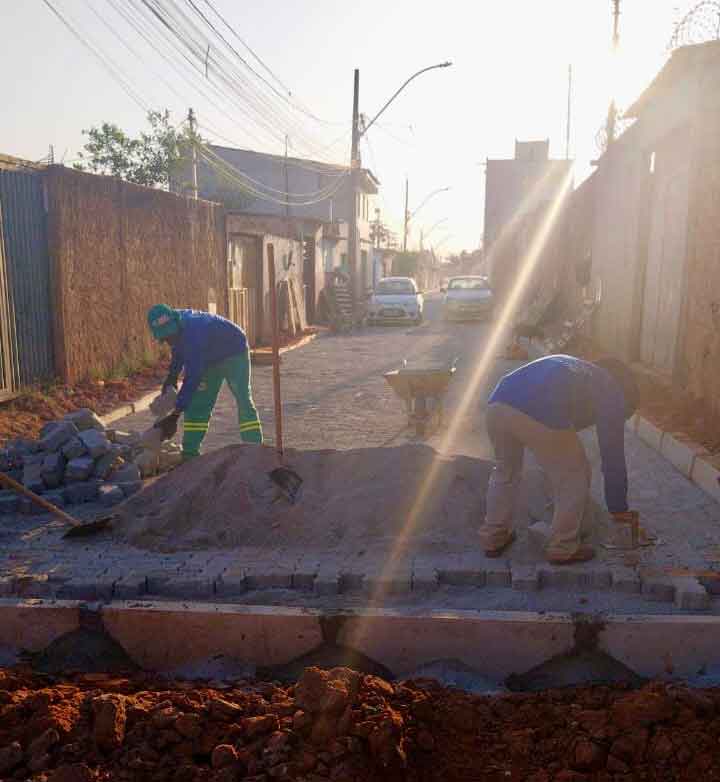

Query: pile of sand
[112,444,493,552]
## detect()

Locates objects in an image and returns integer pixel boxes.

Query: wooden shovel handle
[0,470,80,527]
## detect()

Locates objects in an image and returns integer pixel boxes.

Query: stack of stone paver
[0,407,182,514]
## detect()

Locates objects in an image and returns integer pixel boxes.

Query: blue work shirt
[488,355,630,513]
[167,310,248,412]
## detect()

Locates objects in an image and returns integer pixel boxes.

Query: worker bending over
[480,355,638,564]
[147,304,262,459]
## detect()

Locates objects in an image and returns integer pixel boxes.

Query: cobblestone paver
[1,296,719,613]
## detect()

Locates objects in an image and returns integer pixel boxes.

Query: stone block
[245,568,293,590]
[8,437,39,455]
[61,437,87,460]
[155,576,214,599]
[527,520,552,551]
[673,577,711,611]
[660,433,699,478]
[485,564,512,588]
[65,456,95,482]
[113,431,141,447]
[113,572,147,599]
[314,566,339,596]
[93,452,120,480]
[39,421,61,440]
[691,456,720,504]
[641,577,676,603]
[292,567,317,591]
[140,427,164,451]
[98,484,124,508]
[512,565,539,592]
[57,578,114,601]
[338,571,364,593]
[159,449,182,472]
[150,388,177,418]
[41,453,65,490]
[538,566,586,589]
[22,462,45,494]
[117,480,143,498]
[135,450,160,478]
[40,421,79,453]
[0,492,19,514]
[411,562,438,591]
[636,417,664,452]
[63,480,99,505]
[438,561,485,587]
[78,429,111,459]
[64,408,105,432]
[15,575,52,598]
[363,565,412,596]
[216,568,246,596]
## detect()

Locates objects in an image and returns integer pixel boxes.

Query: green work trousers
[182,350,262,458]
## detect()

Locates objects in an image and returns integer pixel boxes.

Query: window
[448,277,490,291]
[376,279,416,295]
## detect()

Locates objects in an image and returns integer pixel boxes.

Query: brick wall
[45,167,227,384]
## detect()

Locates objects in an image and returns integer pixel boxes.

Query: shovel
[266,243,303,505]
[0,471,113,539]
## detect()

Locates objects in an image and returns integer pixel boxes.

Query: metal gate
[0,169,54,393]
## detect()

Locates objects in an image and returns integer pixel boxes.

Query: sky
[0,1,703,254]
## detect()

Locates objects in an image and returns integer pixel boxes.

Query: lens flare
[347,165,575,644]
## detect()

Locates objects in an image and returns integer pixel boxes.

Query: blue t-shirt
[167,309,247,412]
[489,355,630,512]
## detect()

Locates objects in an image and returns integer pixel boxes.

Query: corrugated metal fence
[0,170,54,391]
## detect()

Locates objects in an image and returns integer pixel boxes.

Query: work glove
[611,510,639,524]
[161,377,178,396]
[154,410,180,441]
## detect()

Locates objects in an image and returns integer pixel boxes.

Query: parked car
[441,276,494,321]
[367,277,424,325]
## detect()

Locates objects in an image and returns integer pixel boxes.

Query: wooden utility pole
[606,0,621,150]
[267,244,283,457]
[348,69,361,311]
[188,108,198,199]
[402,177,409,251]
[284,134,290,221]
[565,65,573,160]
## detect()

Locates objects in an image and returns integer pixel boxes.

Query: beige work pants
[480,403,591,559]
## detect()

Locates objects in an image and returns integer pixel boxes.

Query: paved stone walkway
[1,295,718,613]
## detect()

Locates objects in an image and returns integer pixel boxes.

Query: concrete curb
[3,600,720,680]
[99,389,159,427]
[250,330,320,365]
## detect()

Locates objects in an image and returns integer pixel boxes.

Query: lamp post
[403,186,451,251]
[348,62,452,308]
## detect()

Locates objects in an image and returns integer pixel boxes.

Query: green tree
[74,110,195,189]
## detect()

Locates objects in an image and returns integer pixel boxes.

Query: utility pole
[402,177,409,252]
[48,145,54,165]
[284,134,290,221]
[565,65,573,160]
[605,0,621,150]
[188,108,198,199]
[348,69,361,310]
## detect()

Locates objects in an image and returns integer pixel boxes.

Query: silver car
[368,277,424,325]
[442,276,494,321]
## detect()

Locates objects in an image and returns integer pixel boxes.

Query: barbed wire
[669,1,720,49]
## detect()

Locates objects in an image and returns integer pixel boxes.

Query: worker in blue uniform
[147,304,262,459]
[479,355,639,564]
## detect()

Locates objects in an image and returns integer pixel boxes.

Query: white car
[442,276,494,321]
[368,277,424,325]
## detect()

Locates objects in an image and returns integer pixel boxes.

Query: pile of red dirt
[0,666,719,781]
[0,361,169,444]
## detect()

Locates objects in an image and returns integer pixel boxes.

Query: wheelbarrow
[383,358,458,437]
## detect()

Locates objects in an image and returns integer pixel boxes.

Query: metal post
[403,177,409,252]
[267,244,283,459]
[188,108,198,199]
[348,69,360,311]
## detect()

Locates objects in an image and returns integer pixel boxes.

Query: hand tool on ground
[0,471,113,539]
[266,243,303,504]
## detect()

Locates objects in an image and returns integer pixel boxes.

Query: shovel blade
[62,515,114,539]
[268,467,303,505]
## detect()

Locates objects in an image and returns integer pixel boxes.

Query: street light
[348,61,452,308]
[403,186,451,251]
